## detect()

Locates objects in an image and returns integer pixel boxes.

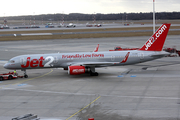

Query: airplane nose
[3,63,9,69]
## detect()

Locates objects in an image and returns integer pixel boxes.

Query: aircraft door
[138,53,144,60]
[20,57,26,65]
[111,55,115,61]
[54,56,58,63]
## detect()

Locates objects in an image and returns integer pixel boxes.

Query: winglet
[121,52,130,63]
[139,23,171,51]
[93,44,99,52]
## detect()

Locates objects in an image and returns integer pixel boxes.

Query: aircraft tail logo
[139,23,171,51]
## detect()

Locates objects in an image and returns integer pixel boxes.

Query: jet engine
[68,66,89,75]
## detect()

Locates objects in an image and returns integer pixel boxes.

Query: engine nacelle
[68,66,87,75]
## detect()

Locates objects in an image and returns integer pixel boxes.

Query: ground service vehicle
[66,23,76,28]
[0,72,17,80]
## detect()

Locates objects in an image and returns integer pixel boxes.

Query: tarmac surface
[0,35,180,120]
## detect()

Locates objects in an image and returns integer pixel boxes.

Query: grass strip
[0,30,179,41]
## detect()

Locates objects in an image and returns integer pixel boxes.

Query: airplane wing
[66,61,120,67]
[66,52,130,67]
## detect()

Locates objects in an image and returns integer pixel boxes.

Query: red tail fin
[139,23,171,51]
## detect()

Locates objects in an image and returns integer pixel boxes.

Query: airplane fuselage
[4,50,168,70]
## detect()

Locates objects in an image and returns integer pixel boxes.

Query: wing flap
[67,61,120,67]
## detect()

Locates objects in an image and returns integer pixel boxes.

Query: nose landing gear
[22,69,28,78]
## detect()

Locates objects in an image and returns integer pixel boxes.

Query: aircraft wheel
[24,75,28,78]
[90,71,93,76]
[95,72,99,76]
[90,72,98,76]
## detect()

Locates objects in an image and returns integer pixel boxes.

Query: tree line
[1,12,180,21]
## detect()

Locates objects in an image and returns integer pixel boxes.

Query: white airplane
[4,24,171,78]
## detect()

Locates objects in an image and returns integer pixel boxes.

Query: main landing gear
[90,71,99,76]
[22,69,28,78]
[89,67,99,76]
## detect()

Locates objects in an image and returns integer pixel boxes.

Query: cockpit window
[9,60,15,63]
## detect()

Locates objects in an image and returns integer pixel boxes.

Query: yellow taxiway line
[66,96,101,120]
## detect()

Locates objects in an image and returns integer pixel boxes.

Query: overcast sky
[1,0,180,17]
